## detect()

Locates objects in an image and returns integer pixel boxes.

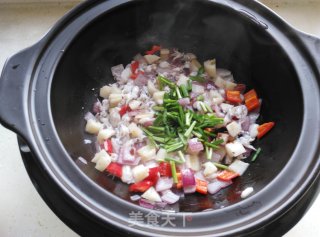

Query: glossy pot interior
[51,0,302,212]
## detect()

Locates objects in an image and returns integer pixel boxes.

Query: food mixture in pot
[83,46,274,207]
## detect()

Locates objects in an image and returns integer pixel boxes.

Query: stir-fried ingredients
[84,46,275,208]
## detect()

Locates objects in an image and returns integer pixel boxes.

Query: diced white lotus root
[91,149,108,163]
[220,103,234,113]
[97,128,115,144]
[241,187,254,199]
[249,124,259,138]
[144,55,160,64]
[225,80,237,90]
[141,187,162,202]
[229,159,249,176]
[190,59,202,72]
[209,90,224,105]
[109,93,122,107]
[137,145,156,162]
[156,148,167,161]
[85,119,103,134]
[186,155,201,171]
[132,164,149,182]
[216,133,229,145]
[226,121,242,137]
[120,67,131,82]
[153,91,165,105]
[225,141,246,157]
[159,61,170,68]
[100,85,121,99]
[214,76,226,89]
[128,123,143,138]
[92,150,111,172]
[129,100,141,110]
[203,162,218,177]
[204,59,216,78]
[121,165,134,184]
[160,48,170,60]
[147,80,159,96]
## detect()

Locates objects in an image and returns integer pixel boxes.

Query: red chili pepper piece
[159,162,172,177]
[145,45,161,55]
[129,180,154,193]
[226,90,242,104]
[130,61,139,79]
[104,139,113,154]
[145,167,159,183]
[119,104,130,116]
[257,122,275,139]
[195,178,208,194]
[244,89,260,112]
[217,170,239,181]
[106,162,122,178]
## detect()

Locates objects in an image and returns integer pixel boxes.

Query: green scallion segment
[170,161,178,183]
[213,162,229,170]
[251,147,262,162]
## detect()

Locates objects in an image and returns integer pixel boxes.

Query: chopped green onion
[170,161,178,183]
[165,142,184,153]
[148,126,165,132]
[197,95,204,101]
[179,85,189,98]
[190,75,205,83]
[152,105,165,111]
[178,151,186,163]
[205,146,213,160]
[158,75,175,88]
[175,87,182,99]
[251,147,262,162]
[192,131,202,138]
[213,162,230,170]
[184,121,197,137]
[165,157,184,164]
[205,103,213,113]
[199,102,208,113]
[178,133,187,145]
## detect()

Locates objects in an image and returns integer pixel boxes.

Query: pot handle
[297,32,320,70]
[0,46,37,141]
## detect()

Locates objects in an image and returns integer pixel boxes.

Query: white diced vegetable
[176,74,189,86]
[120,67,131,82]
[229,159,249,176]
[156,148,167,161]
[97,128,115,143]
[144,55,160,64]
[147,80,159,96]
[129,100,141,110]
[85,119,103,134]
[241,187,254,199]
[92,150,112,172]
[209,90,224,105]
[185,155,201,171]
[192,84,205,94]
[225,80,237,90]
[132,164,149,183]
[190,59,202,72]
[109,108,121,127]
[128,123,143,138]
[220,103,234,113]
[109,93,122,107]
[159,61,170,68]
[137,145,156,162]
[121,165,134,184]
[216,133,229,145]
[204,59,216,78]
[100,85,121,99]
[153,91,165,105]
[160,48,170,60]
[141,187,162,202]
[225,141,246,157]
[249,124,259,138]
[91,149,108,163]
[214,76,226,89]
[203,162,218,177]
[226,121,242,137]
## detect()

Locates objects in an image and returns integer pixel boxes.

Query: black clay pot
[0,0,319,236]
